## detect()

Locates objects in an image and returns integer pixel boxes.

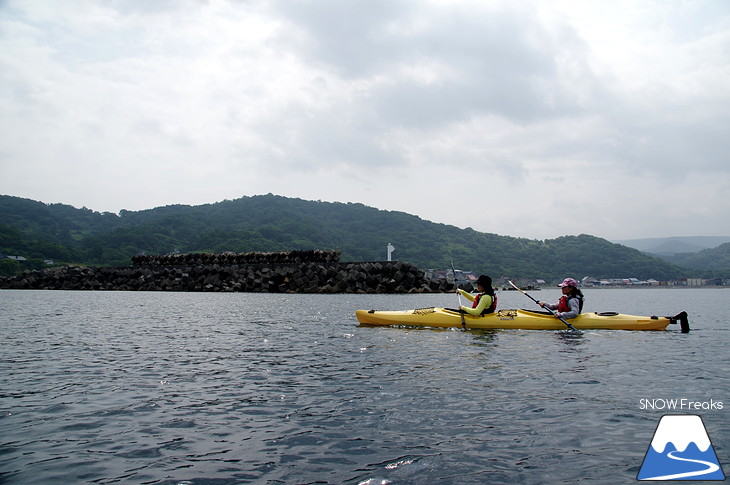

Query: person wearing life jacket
[457,275,497,316]
[538,277,584,319]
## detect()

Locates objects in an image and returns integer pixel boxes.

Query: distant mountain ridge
[613,236,730,276]
[657,243,730,274]
[614,236,730,255]
[0,193,704,280]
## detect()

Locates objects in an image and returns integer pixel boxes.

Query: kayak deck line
[356,308,690,331]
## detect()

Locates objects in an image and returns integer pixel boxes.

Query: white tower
[387,243,395,261]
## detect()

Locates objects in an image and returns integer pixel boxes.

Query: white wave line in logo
[641,451,721,481]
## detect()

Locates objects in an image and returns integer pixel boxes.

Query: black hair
[569,287,584,299]
[568,286,584,312]
[477,275,495,296]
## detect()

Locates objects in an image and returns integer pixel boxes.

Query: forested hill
[658,243,730,278]
[0,194,689,280]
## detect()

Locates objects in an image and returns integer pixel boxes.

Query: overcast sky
[1,0,729,240]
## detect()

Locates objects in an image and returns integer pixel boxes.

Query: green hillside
[0,194,691,280]
[659,243,730,277]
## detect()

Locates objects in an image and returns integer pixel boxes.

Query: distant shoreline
[523,285,729,290]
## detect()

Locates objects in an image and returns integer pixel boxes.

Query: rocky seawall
[130,249,342,267]
[0,250,452,293]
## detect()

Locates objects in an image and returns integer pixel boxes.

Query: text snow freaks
[640,399,723,411]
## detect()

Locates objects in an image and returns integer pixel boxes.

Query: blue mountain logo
[638,415,725,481]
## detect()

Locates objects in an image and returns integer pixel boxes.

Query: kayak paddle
[508,280,580,332]
[451,261,466,329]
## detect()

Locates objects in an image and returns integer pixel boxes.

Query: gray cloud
[274,1,600,124]
[1,0,728,239]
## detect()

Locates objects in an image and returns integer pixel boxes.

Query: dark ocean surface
[1,288,728,484]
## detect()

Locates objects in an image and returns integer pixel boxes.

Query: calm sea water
[1,288,728,484]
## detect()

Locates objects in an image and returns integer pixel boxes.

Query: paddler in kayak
[457,275,497,316]
[538,277,584,319]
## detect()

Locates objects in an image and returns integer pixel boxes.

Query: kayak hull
[356,308,675,331]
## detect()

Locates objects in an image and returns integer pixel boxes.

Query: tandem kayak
[356,308,690,332]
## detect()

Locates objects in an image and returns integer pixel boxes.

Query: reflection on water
[468,329,498,346]
[555,330,585,348]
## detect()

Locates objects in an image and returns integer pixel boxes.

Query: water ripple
[0,290,727,484]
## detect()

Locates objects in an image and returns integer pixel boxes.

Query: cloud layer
[1,0,729,239]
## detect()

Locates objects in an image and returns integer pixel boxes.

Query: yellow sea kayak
[356,308,689,331]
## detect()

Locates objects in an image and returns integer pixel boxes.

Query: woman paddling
[538,277,584,320]
[457,275,497,316]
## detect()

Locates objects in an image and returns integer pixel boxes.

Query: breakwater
[131,249,341,267]
[0,251,451,293]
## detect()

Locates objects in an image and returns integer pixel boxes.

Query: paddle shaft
[508,281,578,332]
[452,261,466,329]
